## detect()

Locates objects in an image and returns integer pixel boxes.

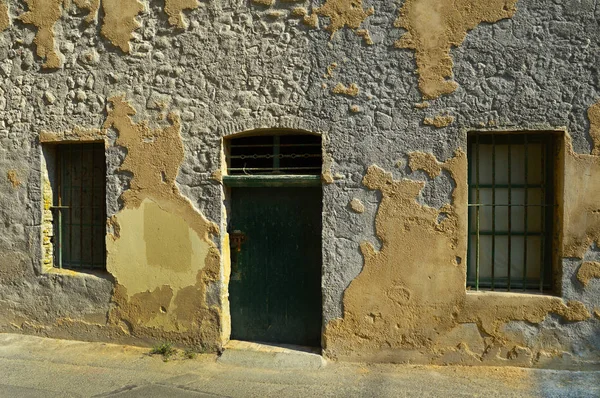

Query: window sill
[43,266,112,280]
[466,289,557,299]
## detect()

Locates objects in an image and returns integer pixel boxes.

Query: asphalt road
[0,333,598,397]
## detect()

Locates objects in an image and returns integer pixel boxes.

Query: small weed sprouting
[149,342,177,361]
[182,343,213,360]
[183,349,197,359]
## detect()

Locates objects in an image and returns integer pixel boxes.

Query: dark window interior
[467,132,556,292]
[52,143,106,270]
[226,134,321,175]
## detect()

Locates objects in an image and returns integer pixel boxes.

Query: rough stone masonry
[0,0,599,368]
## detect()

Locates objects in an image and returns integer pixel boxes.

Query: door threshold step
[218,340,326,369]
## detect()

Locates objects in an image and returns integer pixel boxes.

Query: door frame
[220,129,324,350]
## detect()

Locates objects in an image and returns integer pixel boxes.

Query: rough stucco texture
[0,0,599,366]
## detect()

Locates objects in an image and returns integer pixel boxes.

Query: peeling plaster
[19,0,65,69]
[324,62,337,79]
[164,0,199,28]
[324,150,591,363]
[314,0,373,38]
[71,0,100,23]
[395,0,518,99]
[6,170,20,188]
[408,152,442,178]
[562,132,600,258]
[587,100,600,156]
[332,83,359,97]
[103,95,222,343]
[423,114,455,128]
[36,96,224,347]
[251,0,274,6]
[0,1,9,31]
[349,198,365,213]
[356,29,373,45]
[100,0,144,53]
[577,262,600,287]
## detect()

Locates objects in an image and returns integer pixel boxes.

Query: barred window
[467,132,557,292]
[50,143,106,271]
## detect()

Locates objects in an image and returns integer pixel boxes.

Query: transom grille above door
[226,134,321,175]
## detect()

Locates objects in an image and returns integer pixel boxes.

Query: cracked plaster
[0,0,598,367]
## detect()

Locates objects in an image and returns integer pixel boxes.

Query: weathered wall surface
[0,0,598,366]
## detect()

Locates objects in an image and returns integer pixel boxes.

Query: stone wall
[0,0,598,367]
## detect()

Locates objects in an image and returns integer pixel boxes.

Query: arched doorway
[223,131,322,347]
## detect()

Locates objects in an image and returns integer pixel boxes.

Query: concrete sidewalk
[0,333,597,398]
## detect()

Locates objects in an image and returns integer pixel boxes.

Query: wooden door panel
[229,187,322,346]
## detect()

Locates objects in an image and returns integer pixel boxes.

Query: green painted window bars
[467,132,556,292]
[51,143,106,270]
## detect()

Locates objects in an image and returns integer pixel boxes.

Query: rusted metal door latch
[230,230,246,252]
[230,230,246,281]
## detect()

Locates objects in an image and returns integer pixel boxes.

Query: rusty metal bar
[523,135,528,290]
[491,134,496,290]
[507,136,512,291]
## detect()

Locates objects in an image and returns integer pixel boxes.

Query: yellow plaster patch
[164,0,199,28]
[100,0,144,53]
[71,0,100,22]
[588,101,600,156]
[423,114,455,128]
[102,95,222,344]
[107,198,210,297]
[349,198,365,213]
[408,152,442,178]
[355,29,373,45]
[19,0,65,69]
[315,0,374,38]
[561,132,600,258]
[251,0,274,6]
[324,62,337,79]
[291,7,307,17]
[0,1,10,31]
[324,150,591,363]
[6,170,20,188]
[395,0,518,99]
[302,13,319,28]
[577,262,600,287]
[332,82,359,97]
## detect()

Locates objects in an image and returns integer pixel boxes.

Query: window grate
[51,143,106,270]
[226,134,321,175]
[467,133,555,292]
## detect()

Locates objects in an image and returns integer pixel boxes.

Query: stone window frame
[40,137,108,275]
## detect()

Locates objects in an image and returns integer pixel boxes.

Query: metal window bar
[51,143,106,270]
[467,133,554,292]
[226,134,322,176]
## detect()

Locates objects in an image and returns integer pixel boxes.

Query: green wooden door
[228,186,322,347]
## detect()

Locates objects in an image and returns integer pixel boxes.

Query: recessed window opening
[51,143,106,271]
[467,132,556,293]
[226,133,321,175]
